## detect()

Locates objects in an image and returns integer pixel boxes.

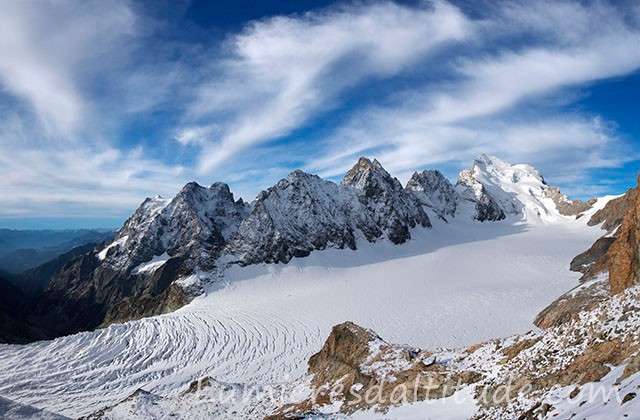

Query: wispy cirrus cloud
[304,0,640,189]
[181,1,472,173]
[0,0,192,221]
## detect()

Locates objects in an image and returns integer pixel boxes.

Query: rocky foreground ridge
[6,155,594,342]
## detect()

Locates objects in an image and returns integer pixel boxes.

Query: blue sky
[1,0,640,229]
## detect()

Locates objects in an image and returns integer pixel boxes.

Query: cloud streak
[185,1,472,173]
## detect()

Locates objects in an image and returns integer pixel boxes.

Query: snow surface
[542,365,640,419]
[131,252,171,275]
[350,386,479,420]
[0,210,608,418]
[96,235,128,261]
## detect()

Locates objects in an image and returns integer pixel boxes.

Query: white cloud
[0,108,187,218]
[303,0,640,190]
[0,0,136,138]
[185,1,472,173]
[0,0,195,220]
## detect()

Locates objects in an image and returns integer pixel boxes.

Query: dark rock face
[29,253,188,337]
[456,169,506,221]
[341,158,431,244]
[226,171,357,265]
[406,170,457,220]
[0,275,44,344]
[569,236,616,280]
[13,242,99,297]
[228,159,431,265]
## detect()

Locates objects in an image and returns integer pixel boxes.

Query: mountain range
[1,154,636,419]
[0,154,596,342]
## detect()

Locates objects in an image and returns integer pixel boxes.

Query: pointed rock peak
[206,182,236,201]
[473,153,495,165]
[407,169,449,189]
[178,181,204,195]
[271,169,322,191]
[407,170,457,218]
[471,154,511,173]
[286,169,315,181]
[208,181,230,192]
[341,156,393,189]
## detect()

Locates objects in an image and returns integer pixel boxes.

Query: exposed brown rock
[544,186,595,216]
[620,353,640,381]
[550,338,630,385]
[588,185,638,232]
[101,281,188,327]
[83,388,163,419]
[569,236,616,281]
[273,322,482,417]
[180,376,212,396]
[500,337,542,363]
[622,392,636,404]
[534,276,609,329]
[608,174,640,294]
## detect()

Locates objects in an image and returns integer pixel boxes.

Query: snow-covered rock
[341,157,431,244]
[456,154,593,223]
[226,159,432,265]
[225,170,357,265]
[456,167,506,222]
[406,169,457,220]
[100,182,249,272]
[24,155,598,344]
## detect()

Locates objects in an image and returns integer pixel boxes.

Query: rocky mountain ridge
[6,155,595,342]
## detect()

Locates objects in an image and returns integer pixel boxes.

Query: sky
[1,0,640,229]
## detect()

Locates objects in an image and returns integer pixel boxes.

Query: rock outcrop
[273,322,481,417]
[569,236,616,280]
[456,168,507,222]
[588,185,638,232]
[544,186,595,216]
[406,169,457,220]
[102,182,249,272]
[608,174,640,294]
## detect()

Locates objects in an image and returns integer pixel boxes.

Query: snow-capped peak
[457,154,592,223]
[98,181,249,272]
[341,157,399,194]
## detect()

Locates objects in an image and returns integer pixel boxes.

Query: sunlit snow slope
[0,210,608,417]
